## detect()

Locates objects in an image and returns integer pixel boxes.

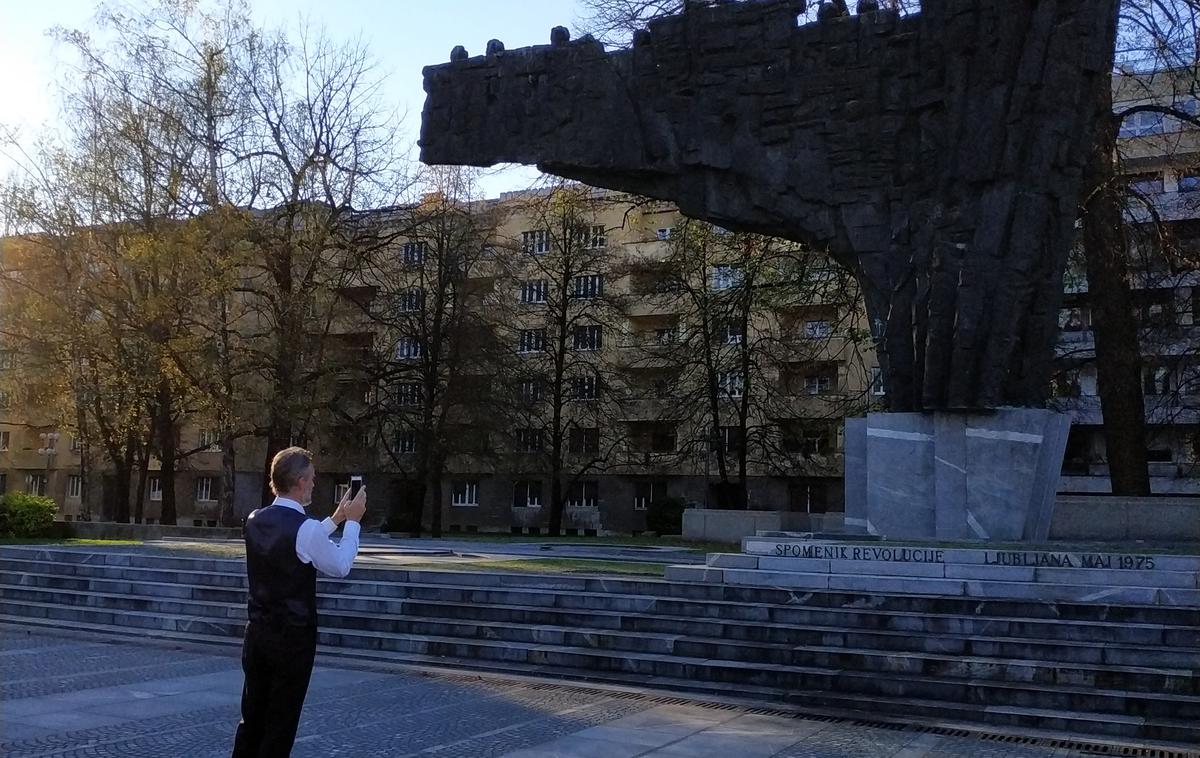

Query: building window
[516,428,544,453]
[398,382,422,406]
[150,477,163,501]
[67,475,82,499]
[725,322,744,345]
[403,241,427,265]
[357,430,372,449]
[520,280,548,304]
[570,374,600,400]
[200,429,221,451]
[720,371,744,398]
[195,477,215,502]
[393,429,418,454]
[513,480,542,508]
[26,474,47,497]
[1143,366,1172,396]
[651,428,676,453]
[522,229,550,255]
[519,329,545,354]
[573,325,603,351]
[518,377,543,403]
[804,320,833,339]
[588,224,607,249]
[0,351,13,369]
[334,483,350,504]
[569,427,600,455]
[70,437,81,452]
[0,390,11,409]
[633,480,668,510]
[451,480,479,507]
[1059,307,1089,332]
[0,431,9,452]
[1119,111,1165,138]
[716,426,743,453]
[395,336,424,360]
[399,287,425,313]
[805,373,834,395]
[1179,171,1200,193]
[655,328,678,345]
[573,275,604,299]
[711,264,743,291]
[656,228,673,241]
[870,367,886,397]
[567,480,598,508]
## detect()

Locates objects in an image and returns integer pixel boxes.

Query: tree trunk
[1081,79,1151,496]
[156,385,179,525]
[219,428,237,526]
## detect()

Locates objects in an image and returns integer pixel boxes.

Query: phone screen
[349,476,363,498]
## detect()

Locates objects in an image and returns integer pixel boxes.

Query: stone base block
[845,408,1069,541]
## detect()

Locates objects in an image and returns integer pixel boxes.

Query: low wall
[57,520,243,541]
[1051,495,1200,542]
[683,510,845,543]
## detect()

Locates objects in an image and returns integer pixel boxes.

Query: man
[231,447,367,757]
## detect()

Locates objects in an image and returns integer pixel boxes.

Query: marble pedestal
[844,408,1070,541]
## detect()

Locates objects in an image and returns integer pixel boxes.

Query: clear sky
[0,0,586,198]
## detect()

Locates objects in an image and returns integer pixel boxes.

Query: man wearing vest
[231,446,367,757]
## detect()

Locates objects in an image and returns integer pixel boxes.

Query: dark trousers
[231,622,318,758]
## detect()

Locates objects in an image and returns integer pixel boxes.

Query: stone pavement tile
[86,691,236,720]
[567,722,693,748]
[0,722,60,741]
[120,668,243,695]
[6,707,130,732]
[498,734,656,758]
[642,729,805,758]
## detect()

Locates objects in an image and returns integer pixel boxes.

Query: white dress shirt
[271,497,361,578]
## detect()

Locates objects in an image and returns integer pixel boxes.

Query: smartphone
[349,475,363,499]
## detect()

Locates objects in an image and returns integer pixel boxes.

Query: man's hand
[331,487,352,526]
[343,486,367,523]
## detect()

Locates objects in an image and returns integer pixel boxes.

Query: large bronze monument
[420,0,1120,540]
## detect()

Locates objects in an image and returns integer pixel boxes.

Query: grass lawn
[0,538,144,546]
[397,558,668,577]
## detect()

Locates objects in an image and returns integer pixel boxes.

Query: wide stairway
[1,544,1197,746]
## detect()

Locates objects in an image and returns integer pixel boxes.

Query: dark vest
[244,504,318,628]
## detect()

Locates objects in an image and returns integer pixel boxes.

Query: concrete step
[7,566,1200,657]
[667,563,1200,607]
[2,585,1196,701]
[5,612,1196,746]
[5,552,1198,631]
[2,600,1197,743]
[11,569,1200,666]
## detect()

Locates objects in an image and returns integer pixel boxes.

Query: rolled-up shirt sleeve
[295,517,361,578]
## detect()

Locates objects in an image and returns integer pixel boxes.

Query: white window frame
[803,320,833,339]
[870,367,886,396]
[395,336,424,360]
[516,428,543,453]
[725,322,744,345]
[398,382,422,407]
[570,427,600,455]
[567,480,599,508]
[195,476,215,502]
[334,483,350,505]
[514,480,542,508]
[200,429,221,452]
[589,224,607,249]
[711,264,743,291]
[394,430,418,454]
[0,431,9,452]
[451,480,479,507]
[26,473,47,497]
[573,325,603,351]
[519,378,543,403]
[150,477,163,501]
[520,280,548,304]
[720,371,744,398]
[805,374,833,395]
[67,475,82,499]
[522,229,550,255]
[571,375,599,400]
[403,241,427,265]
[656,228,672,241]
[399,287,424,313]
[0,351,13,369]
[519,329,545,354]
[573,274,603,300]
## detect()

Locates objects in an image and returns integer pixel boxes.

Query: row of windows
[0,431,90,453]
[452,478,664,509]
[521,226,608,255]
[519,275,605,304]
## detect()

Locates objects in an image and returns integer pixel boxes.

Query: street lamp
[36,431,59,498]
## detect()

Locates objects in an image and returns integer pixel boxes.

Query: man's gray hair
[270,447,313,496]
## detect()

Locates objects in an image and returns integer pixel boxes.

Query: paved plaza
[0,626,1161,758]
